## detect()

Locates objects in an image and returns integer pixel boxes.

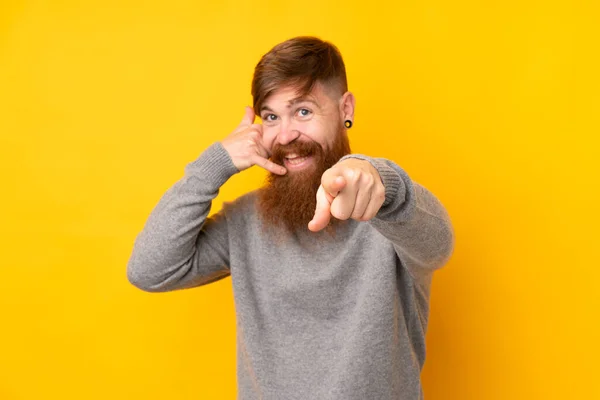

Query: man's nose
[277,120,301,145]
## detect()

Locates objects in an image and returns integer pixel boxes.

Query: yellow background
[1,1,598,399]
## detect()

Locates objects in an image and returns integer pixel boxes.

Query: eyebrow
[260,97,321,113]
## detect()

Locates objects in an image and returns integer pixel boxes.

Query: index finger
[308,185,332,232]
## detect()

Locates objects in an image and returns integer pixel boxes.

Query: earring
[344,120,353,129]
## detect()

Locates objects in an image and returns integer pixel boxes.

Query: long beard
[257,125,351,235]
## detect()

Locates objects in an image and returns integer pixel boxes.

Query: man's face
[257,83,354,233]
[259,83,345,172]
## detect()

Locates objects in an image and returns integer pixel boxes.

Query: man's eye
[264,114,277,122]
[297,108,311,117]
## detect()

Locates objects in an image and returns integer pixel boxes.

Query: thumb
[322,174,347,198]
[308,185,332,232]
[240,106,255,126]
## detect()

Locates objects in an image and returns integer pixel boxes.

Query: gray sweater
[127,142,455,400]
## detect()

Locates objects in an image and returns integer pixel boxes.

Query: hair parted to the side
[252,36,348,115]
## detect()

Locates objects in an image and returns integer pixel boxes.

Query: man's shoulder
[222,189,261,218]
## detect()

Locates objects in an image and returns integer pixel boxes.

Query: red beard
[257,126,351,235]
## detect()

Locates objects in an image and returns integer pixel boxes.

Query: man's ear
[340,91,356,124]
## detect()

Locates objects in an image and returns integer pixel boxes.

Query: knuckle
[249,129,260,139]
[330,204,341,219]
[362,176,374,190]
[344,168,359,182]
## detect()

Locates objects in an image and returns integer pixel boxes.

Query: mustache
[271,140,323,164]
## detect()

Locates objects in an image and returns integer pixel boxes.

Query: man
[127,36,455,400]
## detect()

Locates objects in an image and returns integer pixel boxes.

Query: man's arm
[359,156,454,275]
[127,107,285,293]
[311,154,455,280]
[126,142,238,292]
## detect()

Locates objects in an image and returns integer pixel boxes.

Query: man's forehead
[261,85,327,111]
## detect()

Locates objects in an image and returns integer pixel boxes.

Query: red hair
[251,36,348,115]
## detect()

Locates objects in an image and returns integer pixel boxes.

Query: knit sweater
[127,142,455,400]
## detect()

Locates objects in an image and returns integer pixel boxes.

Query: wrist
[185,142,240,185]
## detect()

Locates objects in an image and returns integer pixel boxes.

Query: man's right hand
[221,107,287,175]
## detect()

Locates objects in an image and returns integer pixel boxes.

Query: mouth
[283,153,313,170]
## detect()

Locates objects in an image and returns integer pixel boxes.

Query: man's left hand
[308,158,386,232]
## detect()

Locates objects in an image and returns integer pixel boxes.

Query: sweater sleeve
[127,142,239,293]
[339,154,456,280]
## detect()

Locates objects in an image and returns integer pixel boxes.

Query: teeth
[287,156,308,165]
[285,153,299,159]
